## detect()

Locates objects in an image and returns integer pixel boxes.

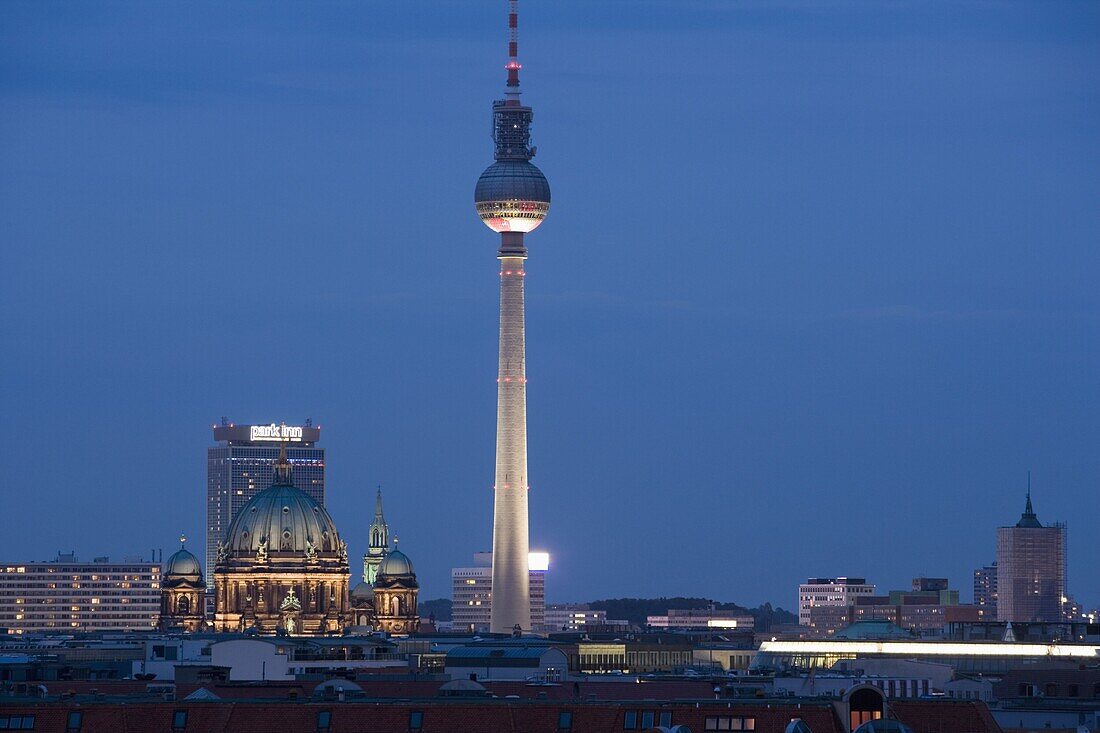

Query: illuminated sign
[250,423,304,442]
[528,552,550,572]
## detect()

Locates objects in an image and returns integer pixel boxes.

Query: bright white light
[477,200,550,233]
[707,619,739,628]
[528,552,549,571]
[759,640,1100,658]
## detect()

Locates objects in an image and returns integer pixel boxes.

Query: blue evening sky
[1,1,1097,609]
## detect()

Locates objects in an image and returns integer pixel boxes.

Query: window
[66,712,82,732]
[316,711,331,733]
[623,711,637,729]
[558,711,573,730]
[409,711,423,731]
[641,712,655,729]
[172,710,187,731]
[1068,684,1080,697]
[659,711,672,727]
[1045,684,1058,698]
[0,718,36,730]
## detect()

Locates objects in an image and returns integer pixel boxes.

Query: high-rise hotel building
[0,553,161,634]
[206,421,324,591]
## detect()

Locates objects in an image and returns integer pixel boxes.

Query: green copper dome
[221,444,344,559]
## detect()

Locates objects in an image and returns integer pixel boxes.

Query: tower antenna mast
[506,0,521,96]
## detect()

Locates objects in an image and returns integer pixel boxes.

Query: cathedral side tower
[363,488,389,584]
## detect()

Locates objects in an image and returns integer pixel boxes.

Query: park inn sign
[250,423,304,442]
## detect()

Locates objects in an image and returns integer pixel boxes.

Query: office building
[842,578,972,635]
[473,0,552,633]
[544,604,607,632]
[647,608,754,631]
[996,491,1066,623]
[206,420,324,591]
[973,563,997,618]
[0,553,161,634]
[798,577,876,630]
[451,552,547,632]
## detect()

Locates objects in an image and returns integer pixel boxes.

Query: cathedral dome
[350,581,375,601]
[225,484,342,556]
[378,549,414,577]
[221,446,344,560]
[165,546,202,579]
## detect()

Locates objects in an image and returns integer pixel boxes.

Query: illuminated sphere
[474,160,551,234]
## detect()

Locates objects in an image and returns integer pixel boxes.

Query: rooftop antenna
[305,417,312,428]
[505,0,521,99]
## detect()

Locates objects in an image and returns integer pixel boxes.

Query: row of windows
[0,717,35,730]
[704,716,756,731]
[1019,682,1100,698]
[624,710,674,729]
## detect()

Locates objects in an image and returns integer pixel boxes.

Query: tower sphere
[474,159,551,234]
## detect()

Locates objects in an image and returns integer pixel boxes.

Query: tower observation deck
[473,0,551,634]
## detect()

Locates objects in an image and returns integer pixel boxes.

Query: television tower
[474,0,551,634]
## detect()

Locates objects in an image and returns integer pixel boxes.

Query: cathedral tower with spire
[363,488,390,584]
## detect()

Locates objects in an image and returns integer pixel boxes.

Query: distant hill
[415,596,795,629]
[588,597,796,630]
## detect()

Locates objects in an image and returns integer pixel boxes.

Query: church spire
[1017,472,1042,528]
[363,485,390,584]
[375,486,386,522]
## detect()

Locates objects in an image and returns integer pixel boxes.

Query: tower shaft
[490,232,530,633]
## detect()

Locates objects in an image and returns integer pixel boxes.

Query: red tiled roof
[0,695,1000,733]
[0,699,842,733]
[891,699,1003,733]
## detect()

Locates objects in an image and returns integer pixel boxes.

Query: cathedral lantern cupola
[158,535,206,632]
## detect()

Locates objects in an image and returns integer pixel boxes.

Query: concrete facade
[491,248,531,633]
